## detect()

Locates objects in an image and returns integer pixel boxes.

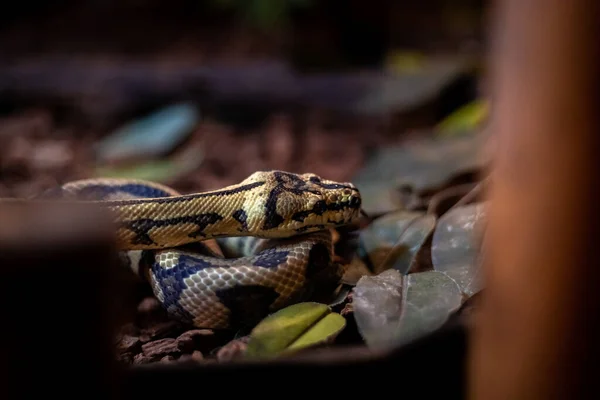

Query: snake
[39,170,363,330]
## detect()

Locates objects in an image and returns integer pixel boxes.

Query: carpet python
[42,170,363,329]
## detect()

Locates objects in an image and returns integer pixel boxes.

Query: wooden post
[470,0,600,399]
[0,201,124,398]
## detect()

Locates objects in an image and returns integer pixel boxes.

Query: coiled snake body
[46,170,363,329]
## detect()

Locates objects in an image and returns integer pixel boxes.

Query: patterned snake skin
[47,170,363,329]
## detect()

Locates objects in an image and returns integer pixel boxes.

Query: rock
[141,338,180,359]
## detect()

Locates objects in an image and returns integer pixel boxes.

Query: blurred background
[0,0,496,370]
[0,0,489,204]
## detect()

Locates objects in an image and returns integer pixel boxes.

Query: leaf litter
[0,82,489,364]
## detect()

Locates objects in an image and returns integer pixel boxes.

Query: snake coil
[44,170,363,329]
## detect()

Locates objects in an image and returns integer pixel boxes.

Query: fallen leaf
[385,50,427,74]
[393,270,463,346]
[95,102,200,163]
[377,213,437,274]
[358,210,436,275]
[352,268,463,349]
[436,99,489,137]
[94,142,203,183]
[286,313,345,351]
[245,302,346,358]
[353,132,489,213]
[352,269,404,349]
[431,202,486,296]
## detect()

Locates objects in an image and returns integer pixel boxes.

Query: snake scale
[40,170,363,329]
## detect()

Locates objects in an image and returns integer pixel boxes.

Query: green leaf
[436,99,489,136]
[245,302,346,358]
[287,313,346,350]
[385,50,426,74]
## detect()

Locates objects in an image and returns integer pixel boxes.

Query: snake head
[298,172,362,224]
[242,170,362,233]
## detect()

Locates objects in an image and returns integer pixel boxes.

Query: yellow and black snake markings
[40,171,363,329]
[97,170,362,249]
[262,171,361,231]
[147,230,337,329]
[231,208,249,232]
[110,180,264,246]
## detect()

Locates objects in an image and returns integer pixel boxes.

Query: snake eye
[309,176,321,184]
[342,188,352,195]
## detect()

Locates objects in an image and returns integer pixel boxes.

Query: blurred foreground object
[0,201,123,398]
[470,0,600,399]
